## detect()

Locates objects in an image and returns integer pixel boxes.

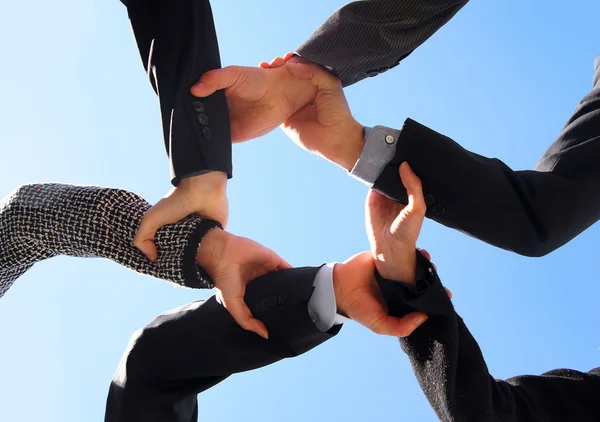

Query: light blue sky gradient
[1,1,599,420]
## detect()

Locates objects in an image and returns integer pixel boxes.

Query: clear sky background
[1,0,599,421]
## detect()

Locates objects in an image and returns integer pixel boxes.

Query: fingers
[133,215,159,262]
[400,162,426,215]
[417,248,431,261]
[370,312,428,337]
[221,296,269,339]
[445,287,453,299]
[191,66,244,97]
[133,195,193,261]
[259,52,294,69]
[390,163,426,242]
[269,56,286,68]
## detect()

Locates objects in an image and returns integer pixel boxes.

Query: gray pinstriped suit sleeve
[295,0,469,87]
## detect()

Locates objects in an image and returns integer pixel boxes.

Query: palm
[281,84,353,157]
[211,236,282,298]
[193,65,316,143]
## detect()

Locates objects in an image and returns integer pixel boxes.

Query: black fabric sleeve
[373,85,600,257]
[104,266,341,422]
[123,0,232,185]
[0,183,221,298]
[295,0,469,87]
[376,255,600,422]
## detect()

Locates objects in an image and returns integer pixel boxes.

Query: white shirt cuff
[307,263,350,332]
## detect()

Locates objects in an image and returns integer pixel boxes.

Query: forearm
[377,255,600,421]
[125,0,232,184]
[106,266,340,422]
[0,184,219,298]
[295,0,469,87]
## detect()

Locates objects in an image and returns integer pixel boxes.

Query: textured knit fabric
[295,0,469,87]
[377,257,600,422]
[0,183,220,298]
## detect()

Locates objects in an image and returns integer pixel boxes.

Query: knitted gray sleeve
[0,183,220,298]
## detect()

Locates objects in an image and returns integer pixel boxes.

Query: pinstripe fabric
[0,184,219,298]
[295,0,468,87]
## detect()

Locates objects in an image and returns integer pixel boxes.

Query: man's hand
[264,54,365,171]
[332,251,428,337]
[134,172,228,262]
[197,228,291,339]
[190,60,317,142]
[366,162,426,283]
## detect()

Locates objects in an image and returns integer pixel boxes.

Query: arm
[295,0,469,87]
[0,183,219,298]
[105,253,420,422]
[278,58,600,257]
[365,167,600,421]
[123,0,231,184]
[104,266,341,422]
[370,82,600,256]
[377,253,600,422]
[123,0,231,260]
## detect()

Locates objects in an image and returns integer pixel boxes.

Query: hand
[366,162,426,283]
[332,251,429,337]
[190,58,317,142]
[197,228,292,339]
[134,172,228,261]
[264,54,365,171]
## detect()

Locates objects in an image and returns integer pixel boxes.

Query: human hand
[134,172,228,262]
[263,53,365,171]
[190,59,317,142]
[332,251,429,337]
[366,162,426,283]
[197,228,292,339]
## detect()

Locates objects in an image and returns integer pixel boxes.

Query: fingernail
[415,316,428,327]
[261,332,269,340]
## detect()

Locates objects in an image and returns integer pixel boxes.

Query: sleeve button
[197,113,209,125]
[192,101,205,112]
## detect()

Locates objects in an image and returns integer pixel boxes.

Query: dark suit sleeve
[373,86,600,257]
[376,256,600,422]
[295,0,469,87]
[105,267,341,422]
[123,0,232,185]
[0,183,219,299]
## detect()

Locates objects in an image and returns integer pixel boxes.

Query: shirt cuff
[350,125,401,186]
[307,263,350,332]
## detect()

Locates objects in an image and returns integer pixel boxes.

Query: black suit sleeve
[104,267,341,422]
[376,255,600,422]
[123,0,232,185]
[295,0,469,87]
[373,86,600,257]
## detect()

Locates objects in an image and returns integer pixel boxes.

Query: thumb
[390,162,426,242]
[191,66,244,97]
[221,296,269,340]
[133,212,160,262]
[285,61,341,93]
[133,196,193,261]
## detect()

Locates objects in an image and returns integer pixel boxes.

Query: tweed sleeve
[0,183,220,298]
[295,0,468,87]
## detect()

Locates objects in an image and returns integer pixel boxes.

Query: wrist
[375,250,417,284]
[196,227,228,274]
[327,120,364,171]
[180,171,228,196]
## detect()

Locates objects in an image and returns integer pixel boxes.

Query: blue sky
[1,0,599,420]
